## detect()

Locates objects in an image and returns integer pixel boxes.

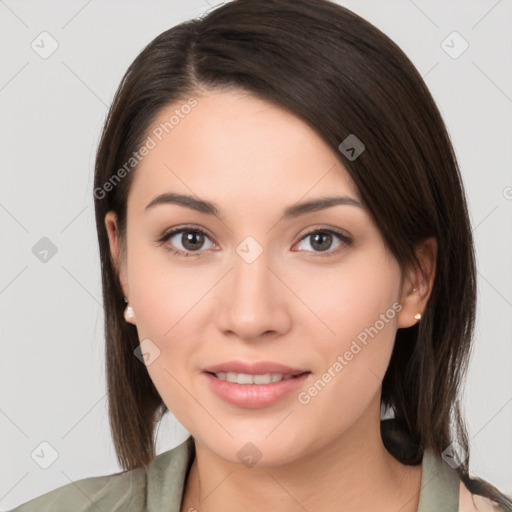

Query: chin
[196,426,312,468]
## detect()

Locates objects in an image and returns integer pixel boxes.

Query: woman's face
[106,90,419,466]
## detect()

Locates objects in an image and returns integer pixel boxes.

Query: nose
[214,248,292,342]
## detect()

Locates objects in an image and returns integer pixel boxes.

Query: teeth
[237,373,254,384]
[214,372,297,384]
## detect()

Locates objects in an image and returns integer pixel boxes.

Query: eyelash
[156,225,353,258]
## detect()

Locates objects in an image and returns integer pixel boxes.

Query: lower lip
[203,372,311,409]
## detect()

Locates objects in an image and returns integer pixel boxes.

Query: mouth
[205,371,310,385]
[202,360,309,377]
[201,363,312,408]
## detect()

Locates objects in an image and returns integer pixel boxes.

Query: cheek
[126,236,208,339]
[125,244,213,415]
[300,249,401,399]
[129,272,200,430]
[299,247,401,345]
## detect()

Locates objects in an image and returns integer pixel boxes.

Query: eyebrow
[144,193,364,219]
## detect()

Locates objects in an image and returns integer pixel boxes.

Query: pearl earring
[124,304,135,322]
[414,313,422,320]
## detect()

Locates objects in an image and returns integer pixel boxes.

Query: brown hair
[93,0,511,507]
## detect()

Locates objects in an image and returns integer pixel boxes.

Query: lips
[202,360,309,376]
[201,360,312,408]
[203,370,311,408]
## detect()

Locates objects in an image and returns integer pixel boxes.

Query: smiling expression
[105,89,418,466]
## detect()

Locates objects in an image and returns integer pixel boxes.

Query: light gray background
[1,0,511,508]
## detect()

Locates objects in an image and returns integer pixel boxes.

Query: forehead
[129,90,360,213]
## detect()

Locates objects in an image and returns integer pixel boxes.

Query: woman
[10,0,511,510]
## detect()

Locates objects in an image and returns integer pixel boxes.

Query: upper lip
[203,360,309,376]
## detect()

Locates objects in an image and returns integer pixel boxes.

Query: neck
[180,400,422,512]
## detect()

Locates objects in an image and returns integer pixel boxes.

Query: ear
[104,211,130,309]
[397,237,437,328]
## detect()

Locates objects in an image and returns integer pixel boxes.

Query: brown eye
[294,228,352,256]
[309,232,333,251]
[179,230,206,251]
[158,227,216,257]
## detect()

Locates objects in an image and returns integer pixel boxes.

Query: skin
[105,90,437,512]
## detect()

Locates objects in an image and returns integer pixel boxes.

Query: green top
[9,435,461,511]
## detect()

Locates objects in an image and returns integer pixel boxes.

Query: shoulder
[458,481,506,512]
[7,467,146,512]
[8,436,195,512]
